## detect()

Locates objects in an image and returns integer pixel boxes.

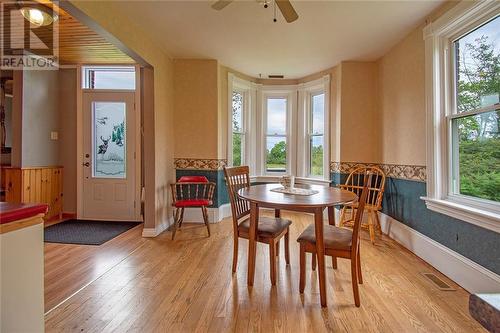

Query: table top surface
[238,183,357,208]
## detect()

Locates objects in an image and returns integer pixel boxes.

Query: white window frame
[298,75,330,180]
[260,87,296,176]
[422,0,500,233]
[227,74,257,170]
[82,65,136,90]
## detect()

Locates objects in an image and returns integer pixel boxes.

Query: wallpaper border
[330,161,426,182]
[174,158,227,171]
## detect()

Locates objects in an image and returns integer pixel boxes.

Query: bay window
[227,74,330,181]
[423,1,500,232]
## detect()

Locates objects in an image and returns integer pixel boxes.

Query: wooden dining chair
[339,166,385,244]
[170,176,215,240]
[297,171,371,307]
[223,166,292,285]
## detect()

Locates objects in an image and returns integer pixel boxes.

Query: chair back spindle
[223,166,251,231]
[340,166,385,209]
[351,172,372,251]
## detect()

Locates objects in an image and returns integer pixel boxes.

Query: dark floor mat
[44,219,142,245]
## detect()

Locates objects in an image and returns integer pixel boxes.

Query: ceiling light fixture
[19,5,58,27]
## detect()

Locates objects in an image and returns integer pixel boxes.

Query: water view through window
[266,98,287,172]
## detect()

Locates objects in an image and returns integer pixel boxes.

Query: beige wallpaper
[374,1,458,166]
[376,28,426,166]
[173,59,219,159]
[338,62,379,163]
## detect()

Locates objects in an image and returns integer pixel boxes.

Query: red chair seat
[178,176,209,183]
[174,199,212,208]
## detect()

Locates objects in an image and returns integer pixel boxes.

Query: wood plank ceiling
[55,4,134,65]
[8,1,134,65]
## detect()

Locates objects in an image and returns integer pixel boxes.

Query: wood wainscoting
[3,166,63,220]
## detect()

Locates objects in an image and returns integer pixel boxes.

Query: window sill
[421,197,500,233]
[250,176,331,186]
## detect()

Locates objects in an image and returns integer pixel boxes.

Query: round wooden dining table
[238,183,357,307]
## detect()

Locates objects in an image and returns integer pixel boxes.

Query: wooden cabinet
[3,166,63,220]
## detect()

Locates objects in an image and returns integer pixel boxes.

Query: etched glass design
[93,102,126,178]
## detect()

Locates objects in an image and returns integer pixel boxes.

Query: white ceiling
[115,0,444,78]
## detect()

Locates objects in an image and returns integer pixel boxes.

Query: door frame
[76,64,142,221]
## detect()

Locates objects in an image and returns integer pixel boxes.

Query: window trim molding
[297,75,330,180]
[422,0,500,233]
[260,88,296,176]
[227,73,259,170]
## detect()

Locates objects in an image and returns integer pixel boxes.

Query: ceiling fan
[211,0,299,23]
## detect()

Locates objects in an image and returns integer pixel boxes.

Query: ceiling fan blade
[276,0,298,23]
[211,0,233,10]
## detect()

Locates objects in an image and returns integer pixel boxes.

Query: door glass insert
[92,102,126,178]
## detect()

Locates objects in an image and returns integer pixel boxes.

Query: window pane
[310,135,324,177]
[93,102,126,179]
[455,16,500,113]
[312,93,325,134]
[83,66,136,90]
[232,91,243,132]
[267,98,287,135]
[232,132,243,166]
[452,110,499,202]
[266,136,286,172]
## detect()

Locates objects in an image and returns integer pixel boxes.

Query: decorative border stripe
[330,161,426,182]
[174,158,227,171]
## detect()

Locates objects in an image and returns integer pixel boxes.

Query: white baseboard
[142,217,173,237]
[178,204,231,224]
[379,213,500,294]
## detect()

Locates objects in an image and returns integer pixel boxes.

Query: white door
[81,91,138,221]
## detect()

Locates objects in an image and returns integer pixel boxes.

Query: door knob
[83,162,90,167]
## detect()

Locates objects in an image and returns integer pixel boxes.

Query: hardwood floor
[44,223,146,312]
[44,212,485,332]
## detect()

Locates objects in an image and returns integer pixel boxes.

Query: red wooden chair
[170,176,216,240]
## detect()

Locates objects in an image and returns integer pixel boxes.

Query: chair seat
[238,216,292,238]
[297,223,353,251]
[174,199,212,208]
[344,202,378,211]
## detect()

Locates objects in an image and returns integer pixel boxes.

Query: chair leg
[178,207,185,228]
[332,256,338,269]
[367,210,376,244]
[202,206,211,237]
[339,207,346,227]
[276,240,280,257]
[351,257,360,307]
[356,249,363,284]
[284,229,290,265]
[374,210,382,235]
[312,253,317,271]
[232,235,238,273]
[171,208,180,240]
[269,240,276,286]
[299,243,305,293]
